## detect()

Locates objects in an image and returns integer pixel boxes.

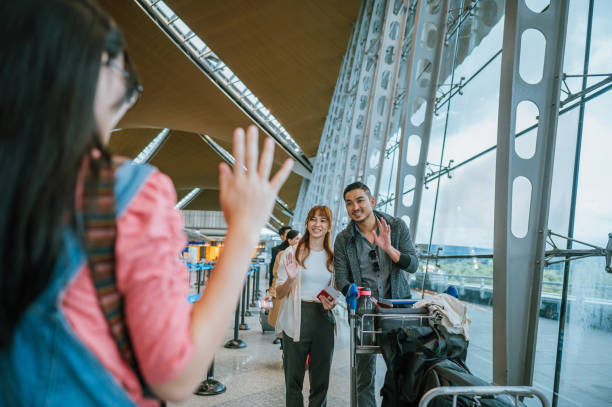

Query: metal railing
[418,386,550,407]
[411,270,612,303]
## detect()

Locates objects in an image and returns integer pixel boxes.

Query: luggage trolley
[348,296,435,407]
[418,386,550,407]
[347,287,551,407]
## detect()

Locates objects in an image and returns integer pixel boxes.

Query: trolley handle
[417,386,550,407]
[378,298,418,305]
[357,313,436,347]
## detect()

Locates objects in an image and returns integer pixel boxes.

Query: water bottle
[357,287,375,345]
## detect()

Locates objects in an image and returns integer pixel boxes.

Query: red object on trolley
[357,287,371,296]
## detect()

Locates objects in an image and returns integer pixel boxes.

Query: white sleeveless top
[300,250,331,301]
[275,246,334,341]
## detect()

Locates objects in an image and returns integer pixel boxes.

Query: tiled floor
[174,272,612,406]
[170,280,387,407]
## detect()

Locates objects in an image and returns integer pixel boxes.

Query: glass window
[414,103,448,245]
[585,0,612,84]
[530,108,579,405]
[561,1,588,94]
[425,150,497,382]
[573,95,612,247]
[452,16,504,83]
[441,54,502,165]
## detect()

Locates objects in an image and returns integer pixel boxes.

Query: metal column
[301,0,374,235]
[493,0,569,386]
[393,0,450,240]
[292,177,310,228]
[333,0,387,237]
[358,0,410,196]
[302,37,351,216]
[323,2,367,216]
[318,8,362,211]
[329,0,377,236]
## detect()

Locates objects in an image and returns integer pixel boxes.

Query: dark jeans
[282,301,335,407]
[356,353,377,407]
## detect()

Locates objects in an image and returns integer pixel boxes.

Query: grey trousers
[356,353,377,407]
[282,301,335,407]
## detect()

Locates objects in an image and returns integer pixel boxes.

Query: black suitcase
[259,309,275,333]
[375,306,429,342]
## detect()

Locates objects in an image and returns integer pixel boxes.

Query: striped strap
[82,158,160,402]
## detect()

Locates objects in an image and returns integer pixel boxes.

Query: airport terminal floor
[173,272,612,407]
[172,278,386,407]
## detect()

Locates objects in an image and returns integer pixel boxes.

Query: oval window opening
[525,0,550,13]
[367,175,376,192]
[406,135,422,166]
[519,29,546,84]
[411,98,427,126]
[402,174,416,207]
[421,22,438,49]
[349,154,358,171]
[511,176,532,238]
[417,58,432,88]
[377,96,387,115]
[402,215,411,226]
[515,100,539,159]
[369,149,381,169]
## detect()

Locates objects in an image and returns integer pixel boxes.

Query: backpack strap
[81,157,162,403]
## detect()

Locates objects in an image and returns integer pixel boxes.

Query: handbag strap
[81,158,161,402]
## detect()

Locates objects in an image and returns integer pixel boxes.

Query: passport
[317,285,341,302]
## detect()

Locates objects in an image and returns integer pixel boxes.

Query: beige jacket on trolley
[274,246,335,342]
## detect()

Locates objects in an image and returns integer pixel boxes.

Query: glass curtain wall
[371,0,611,403]
[546,1,612,404]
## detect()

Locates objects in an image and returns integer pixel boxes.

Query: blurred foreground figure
[0,1,292,405]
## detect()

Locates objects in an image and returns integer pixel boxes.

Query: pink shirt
[61,170,194,407]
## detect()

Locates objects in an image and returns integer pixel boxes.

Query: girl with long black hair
[0,0,292,405]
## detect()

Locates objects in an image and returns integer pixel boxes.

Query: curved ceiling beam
[134,0,313,175]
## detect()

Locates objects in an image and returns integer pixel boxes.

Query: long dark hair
[0,0,139,348]
[295,206,334,272]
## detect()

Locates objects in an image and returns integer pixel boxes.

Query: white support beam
[333,0,386,237]
[323,8,363,210]
[359,0,410,195]
[302,0,373,232]
[175,188,202,210]
[303,45,351,214]
[393,0,450,239]
[373,0,417,203]
[292,177,310,230]
[323,0,374,233]
[493,0,569,386]
[133,128,171,164]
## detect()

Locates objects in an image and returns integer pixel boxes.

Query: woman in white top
[275,205,336,407]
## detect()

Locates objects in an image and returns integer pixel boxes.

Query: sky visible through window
[376,1,612,251]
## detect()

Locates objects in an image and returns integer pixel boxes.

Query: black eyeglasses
[106,53,143,106]
[368,249,380,273]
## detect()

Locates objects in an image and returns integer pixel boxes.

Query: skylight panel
[175,188,202,209]
[154,2,174,20]
[188,37,205,53]
[136,0,311,172]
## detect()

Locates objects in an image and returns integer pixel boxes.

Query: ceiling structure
[100,0,361,223]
